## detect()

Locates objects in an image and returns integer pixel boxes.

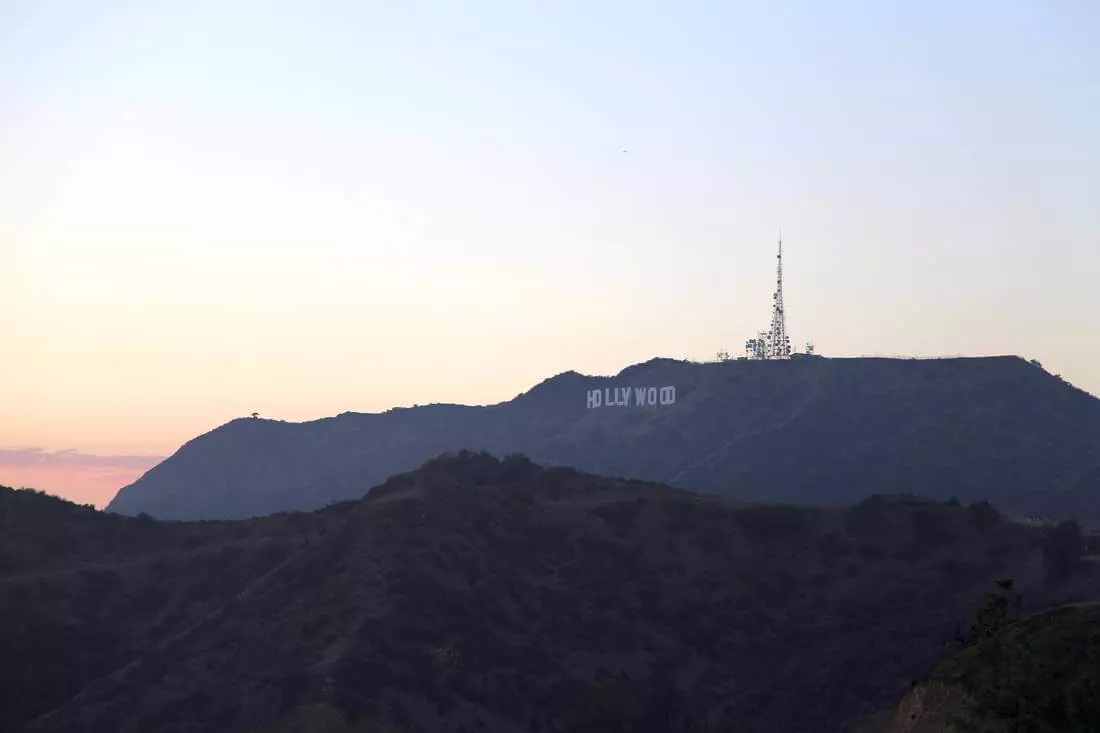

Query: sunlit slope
[106,356,1100,521]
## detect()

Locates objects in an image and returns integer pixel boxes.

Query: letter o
[659,386,676,406]
[647,387,657,405]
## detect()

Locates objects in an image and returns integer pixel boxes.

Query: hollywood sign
[586,385,676,409]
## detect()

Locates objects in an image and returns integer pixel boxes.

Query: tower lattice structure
[737,234,797,361]
[765,236,791,359]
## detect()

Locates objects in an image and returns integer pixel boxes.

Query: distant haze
[2,2,1097,505]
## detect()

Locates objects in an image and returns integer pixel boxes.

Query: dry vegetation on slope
[4,452,1100,733]
[878,602,1100,733]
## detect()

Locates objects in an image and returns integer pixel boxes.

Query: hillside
[879,602,1100,732]
[106,355,1100,522]
[7,453,1100,733]
[0,484,344,731]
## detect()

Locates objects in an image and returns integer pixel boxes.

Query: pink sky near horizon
[0,450,163,508]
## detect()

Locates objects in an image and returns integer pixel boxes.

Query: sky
[2,1,1098,507]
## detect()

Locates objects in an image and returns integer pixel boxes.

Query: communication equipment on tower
[719,234,812,361]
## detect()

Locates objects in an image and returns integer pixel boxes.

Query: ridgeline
[107,356,1100,523]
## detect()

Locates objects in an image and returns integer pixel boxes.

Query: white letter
[621,387,632,407]
[659,386,676,406]
[635,387,646,406]
[587,389,601,408]
[647,387,657,405]
[604,387,612,406]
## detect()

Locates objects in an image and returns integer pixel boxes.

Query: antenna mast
[765,233,791,359]
[727,232,806,362]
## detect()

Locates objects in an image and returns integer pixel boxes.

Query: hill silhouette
[7,453,1100,733]
[106,356,1100,523]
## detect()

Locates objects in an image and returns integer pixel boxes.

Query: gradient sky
[2,1,1098,506]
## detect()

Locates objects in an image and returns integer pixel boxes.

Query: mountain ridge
[106,355,1100,522]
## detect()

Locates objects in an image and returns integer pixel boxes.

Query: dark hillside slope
[0,484,343,732]
[14,455,1100,733]
[106,356,1100,521]
[881,602,1100,732]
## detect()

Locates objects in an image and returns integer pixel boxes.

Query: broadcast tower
[766,234,791,359]
[733,234,801,361]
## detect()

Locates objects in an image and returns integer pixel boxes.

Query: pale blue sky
[1,2,1098,499]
